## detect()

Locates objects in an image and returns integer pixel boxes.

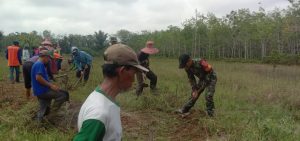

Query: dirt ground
[0,80,81,131]
[0,77,212,141]
[120,109,216,141]
[0,82,27,110]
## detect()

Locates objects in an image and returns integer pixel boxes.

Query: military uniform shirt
[185,59,213,90]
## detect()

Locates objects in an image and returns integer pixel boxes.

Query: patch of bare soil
[0,82,27,110]
[121,109,215,141]
[46,101,82,132]
[121,110,162,140]
[0,80,82,132]
[169,109,209,141]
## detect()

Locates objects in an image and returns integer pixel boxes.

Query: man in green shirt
[73,44,148,141]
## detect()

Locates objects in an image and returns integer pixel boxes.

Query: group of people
[5,40,63,84]
[5,39,94,122]
[5,40,70,121]
[73,39,217,140]
[5,38,217,140]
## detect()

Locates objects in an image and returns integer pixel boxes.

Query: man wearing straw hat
[136,40,159,96]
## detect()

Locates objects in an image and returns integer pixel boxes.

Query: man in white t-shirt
[73,44,149,141]
[22,46,30,62]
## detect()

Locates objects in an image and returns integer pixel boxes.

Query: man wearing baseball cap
[73,44,148,141]
[31,50,69,121]
[71,47,93,83]
[177,54,217,117]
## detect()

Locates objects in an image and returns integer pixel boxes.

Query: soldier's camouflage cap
[179,54,191,68]
[104,44,149,72]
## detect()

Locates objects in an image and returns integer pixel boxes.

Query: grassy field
[0,57,300,141]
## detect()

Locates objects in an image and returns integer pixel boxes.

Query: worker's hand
[50,84,60,91]
[192,90,199,99]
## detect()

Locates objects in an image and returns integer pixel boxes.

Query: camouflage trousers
[136,69,157,96]
[181,71,217,116]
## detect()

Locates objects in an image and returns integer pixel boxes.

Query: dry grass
[0,57,299,140]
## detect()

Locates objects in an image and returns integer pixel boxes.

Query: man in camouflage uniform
[177,54,217,117]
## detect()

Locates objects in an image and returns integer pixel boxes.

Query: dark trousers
[37,89,69,120]
[46,63,54,80]
[136,69,157,95]
[181,71,217,115]
[22,62,34,89]
[9,66,20,82]
[57,59,62,71]
[76,65,91,82]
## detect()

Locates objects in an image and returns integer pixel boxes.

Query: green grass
[0,57,300,140]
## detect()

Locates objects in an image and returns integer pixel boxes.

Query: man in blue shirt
[22,46,55,100]
[71,47,92,82]
[31,50,69,121]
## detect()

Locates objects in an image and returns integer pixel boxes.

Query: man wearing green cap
[73,44,148,141]
[31,50,69,121]
[177,54,217,117]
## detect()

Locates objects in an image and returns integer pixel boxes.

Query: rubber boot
[26,88,31,100]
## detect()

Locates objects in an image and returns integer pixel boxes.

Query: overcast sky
[0,0,290,35]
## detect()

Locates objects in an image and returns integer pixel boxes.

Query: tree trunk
[232,39,236,58]
[277,32,281,53]
[208,40,211,59]
[238,42,241,59]
[198,33,202,58]
[244,40,247,60]
[261,39,265,60]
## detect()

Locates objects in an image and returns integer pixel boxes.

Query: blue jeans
[9,66,20,82]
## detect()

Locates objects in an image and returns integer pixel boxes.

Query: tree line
[0,30,108,56]
[1,0,300,64]
[120,0,300,64]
